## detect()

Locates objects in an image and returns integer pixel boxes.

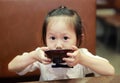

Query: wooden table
[20,75,120,83]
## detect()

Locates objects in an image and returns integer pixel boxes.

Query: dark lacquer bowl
[45,49,73,64]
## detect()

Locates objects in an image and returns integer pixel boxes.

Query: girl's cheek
[47,42,55,50]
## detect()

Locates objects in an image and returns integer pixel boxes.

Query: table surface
[20,75,120,83]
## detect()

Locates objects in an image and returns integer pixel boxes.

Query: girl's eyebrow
[47,33,54,35]
[47,31,53,34]
[62,33,71,36]
[47,31,71,36]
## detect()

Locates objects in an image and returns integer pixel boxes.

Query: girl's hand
[34,47,51,64]
[63,46,81,67]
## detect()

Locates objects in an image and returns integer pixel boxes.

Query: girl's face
[46,17,77,50]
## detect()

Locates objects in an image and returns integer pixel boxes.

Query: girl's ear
[81,33,85,46]
[81,33,84,41]
[77,33,84,48]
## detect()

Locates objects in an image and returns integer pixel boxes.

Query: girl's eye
[64,36,69,40]
[50,37,56,40]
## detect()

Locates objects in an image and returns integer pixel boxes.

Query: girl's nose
[56,41,62,49]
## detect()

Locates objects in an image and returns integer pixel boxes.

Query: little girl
[8,6,114,81]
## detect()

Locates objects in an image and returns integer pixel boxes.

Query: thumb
[40,47,49,51]
[71,45,78,50]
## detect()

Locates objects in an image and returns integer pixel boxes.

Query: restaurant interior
[0,0,120,82]
[96,0,120,75]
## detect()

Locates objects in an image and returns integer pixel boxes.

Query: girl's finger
[67,53,75,57]
[40,47,49,51]
[67,51,77,58]
[71,45,78,50]
[63,57,75,63]
[41,57,51,64]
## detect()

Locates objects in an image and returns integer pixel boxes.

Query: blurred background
[96,0,120,75]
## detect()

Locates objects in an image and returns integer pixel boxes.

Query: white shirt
[17,48,108,81]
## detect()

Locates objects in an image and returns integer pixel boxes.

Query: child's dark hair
[42,6,83,47]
